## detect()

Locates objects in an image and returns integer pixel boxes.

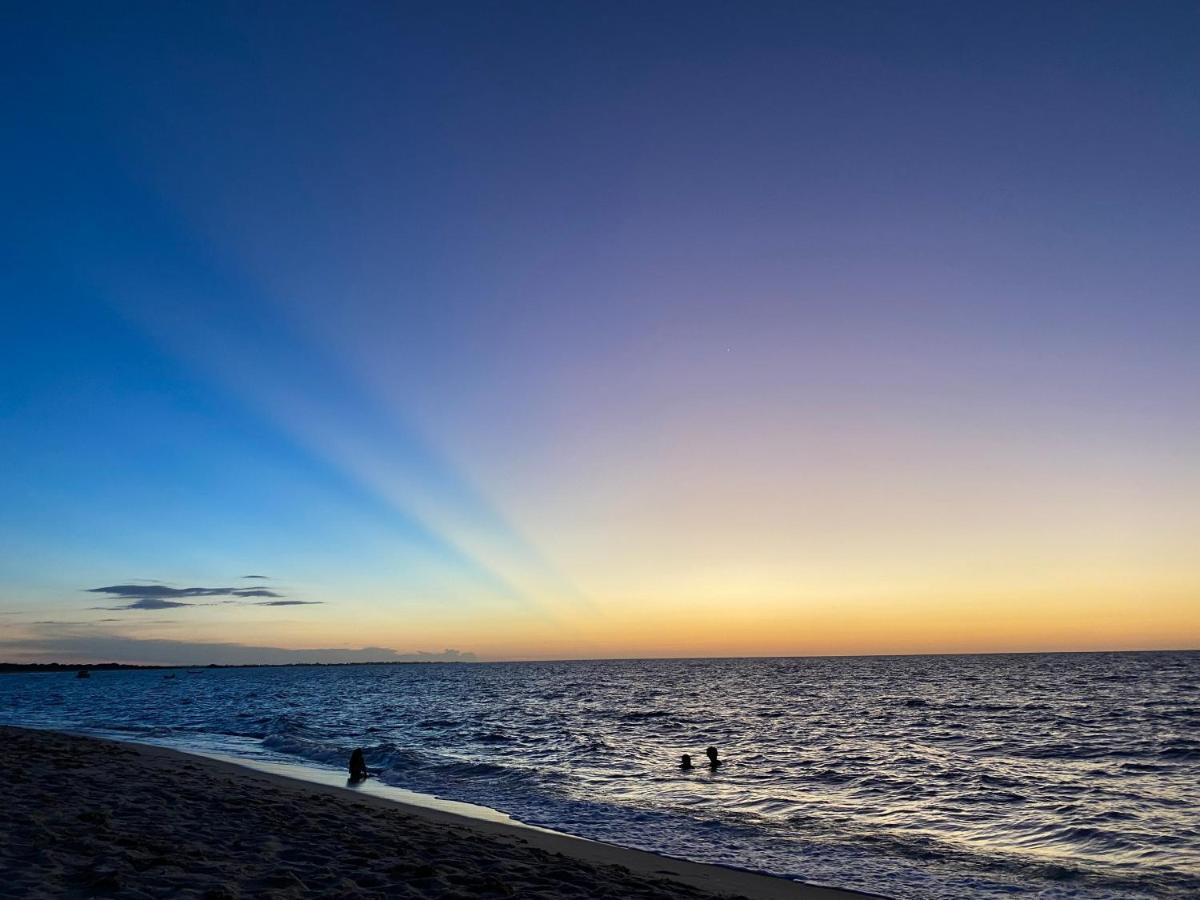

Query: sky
[1,2,1197,664]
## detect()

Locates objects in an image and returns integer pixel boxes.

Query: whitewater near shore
[0,726,868,899]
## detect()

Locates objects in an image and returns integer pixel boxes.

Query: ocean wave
[1157,743,1200,760]
[619,709,673,720]
[1014,742,1119,760]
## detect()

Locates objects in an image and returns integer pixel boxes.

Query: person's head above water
[706,746,720,767]
[680,753,693,770]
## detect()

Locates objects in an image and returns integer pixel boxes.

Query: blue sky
[2,2,1197,662]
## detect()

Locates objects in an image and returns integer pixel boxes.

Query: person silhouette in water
[349,748,368,782]
[706,746,721,769]
[680,753,694,771]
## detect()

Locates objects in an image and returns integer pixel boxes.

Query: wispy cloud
[254,600,322,606]
[242,574,270,580]
[32,620,92,626]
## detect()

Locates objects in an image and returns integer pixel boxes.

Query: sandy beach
[0,726,872,899]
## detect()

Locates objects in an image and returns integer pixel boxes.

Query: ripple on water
[1,651,1197,900]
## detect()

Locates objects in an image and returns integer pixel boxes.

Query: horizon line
[4,645,1196,670]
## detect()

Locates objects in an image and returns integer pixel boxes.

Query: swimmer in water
[680,753,694,770]
[349,748,368,782]
[706,746,721,769]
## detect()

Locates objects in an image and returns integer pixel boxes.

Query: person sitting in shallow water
[680,753,694,771]
[348,748,369,782]
[705,746,721,769]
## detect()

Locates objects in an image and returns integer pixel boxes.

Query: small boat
[75,670,90,679]
[162,673,176,680]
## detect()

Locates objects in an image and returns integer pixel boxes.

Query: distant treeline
[0,660,452,674]
[0,662,166,674]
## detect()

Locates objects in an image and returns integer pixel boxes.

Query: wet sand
[0,726,875,899]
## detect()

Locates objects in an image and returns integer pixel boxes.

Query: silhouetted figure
[706,746,721,769]
[349,748,368,782]
[680,753,694,770]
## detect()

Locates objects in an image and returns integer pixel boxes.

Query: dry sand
[0,726,876,899]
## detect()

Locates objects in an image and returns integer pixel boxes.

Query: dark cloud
[0,634,476,666]
[254,600,322,606]
[87,582,289,609]
[90,584,237,600]
[95,597,193,611]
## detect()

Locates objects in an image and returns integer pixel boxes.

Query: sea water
[2,652,1196,898]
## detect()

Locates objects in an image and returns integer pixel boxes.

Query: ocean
[2,651,1196,898]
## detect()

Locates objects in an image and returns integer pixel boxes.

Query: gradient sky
[2,2,1197,664]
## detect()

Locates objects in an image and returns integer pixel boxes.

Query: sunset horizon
[3,4,1198,896]
[4,5,1197,667]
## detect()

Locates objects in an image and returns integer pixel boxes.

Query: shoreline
[1,726,879,899]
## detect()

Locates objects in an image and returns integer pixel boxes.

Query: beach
[0,726,867,899]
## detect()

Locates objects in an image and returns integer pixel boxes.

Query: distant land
[4,649,1197,675]
[0,660,466,674]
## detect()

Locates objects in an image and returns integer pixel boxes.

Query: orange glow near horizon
[45,578,1190,664]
